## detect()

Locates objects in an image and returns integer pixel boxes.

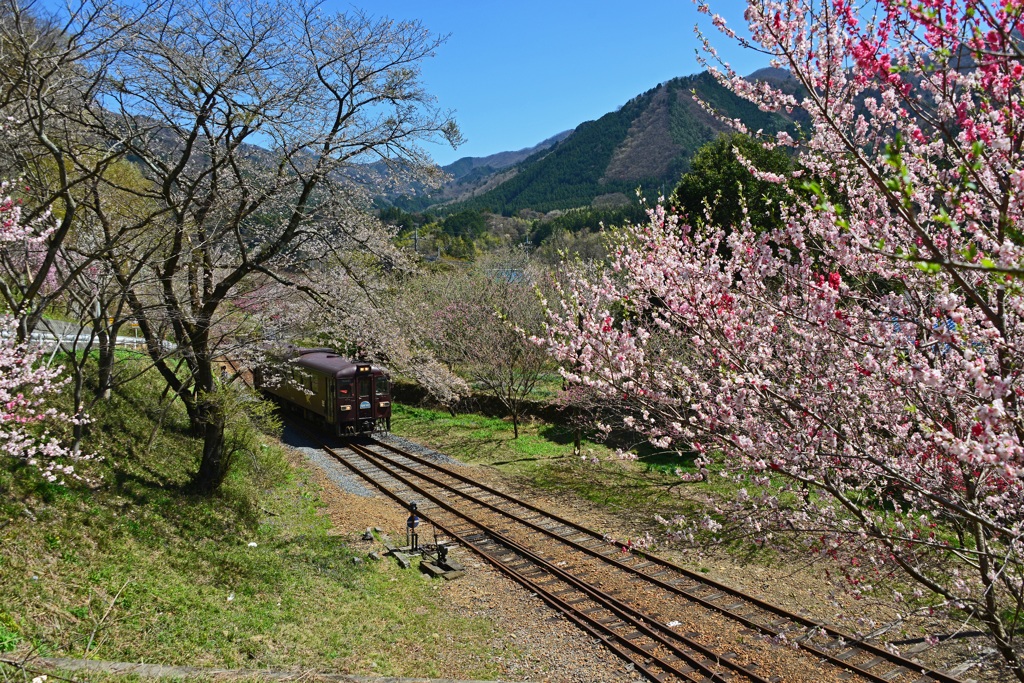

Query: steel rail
[322,441,698,682]
[329,439,768,683]
[346,441,780,682]
[370,437,963,683]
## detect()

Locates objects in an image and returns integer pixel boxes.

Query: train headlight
[378,401,390,407]
[338,405,352,411]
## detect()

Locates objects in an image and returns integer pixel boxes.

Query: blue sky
[341,2,769,166]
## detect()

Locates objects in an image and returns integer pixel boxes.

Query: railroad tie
[835,647,863,661]
[333,437,961,683]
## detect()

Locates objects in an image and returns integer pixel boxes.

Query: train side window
[375,378,389,395]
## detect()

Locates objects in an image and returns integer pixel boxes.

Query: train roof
[293,351,387,379]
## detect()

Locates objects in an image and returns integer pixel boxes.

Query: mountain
[417,70,798,215]
[409,131,574,208]
[374,131,571,212]
[443,130,574,181]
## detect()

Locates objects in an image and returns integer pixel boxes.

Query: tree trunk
[96,327,114,400]
[71,361,85,455]
[190,401,227,495]
[189,349,228,495]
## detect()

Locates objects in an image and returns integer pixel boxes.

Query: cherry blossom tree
[543,0,1024,675]
[415,249,549,437]
[0,0,155,340]
[256,225,470,408]
[0,181,86,483]
[44,0,462,494]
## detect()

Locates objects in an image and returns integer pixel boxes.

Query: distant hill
[379,131,571,212]
[444,130,573,181]
[406,70,798,215]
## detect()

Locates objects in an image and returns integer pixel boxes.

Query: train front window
[375,378,389,395]
[358,377,371,398]
[338,382,351,396]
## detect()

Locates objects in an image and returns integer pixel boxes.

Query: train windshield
[376,378,389,395]
[358,377,371,398]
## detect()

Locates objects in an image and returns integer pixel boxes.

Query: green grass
[391,403,733,535]
[0,365,508,680]
[524,372,566,401]
[394,403,588,465]
[1,476,498,676]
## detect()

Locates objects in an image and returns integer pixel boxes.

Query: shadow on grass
[490,454,570,466]
[450,434,509,461]
[622,441,699,474]
[537,424,577,445]
[397,428,508,464]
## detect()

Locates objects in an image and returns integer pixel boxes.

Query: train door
[357,376,373,423]
[325,379,335,426]
[375,375,391,432]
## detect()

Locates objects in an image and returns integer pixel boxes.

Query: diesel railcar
[254,346,391,435]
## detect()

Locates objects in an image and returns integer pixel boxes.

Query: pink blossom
[545,0,1024,669]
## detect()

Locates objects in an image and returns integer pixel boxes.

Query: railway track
[319,435,963,683]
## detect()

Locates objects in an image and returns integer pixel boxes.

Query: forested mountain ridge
[374,131,571,212]
[415,70,797,215]
[444,130,574,181]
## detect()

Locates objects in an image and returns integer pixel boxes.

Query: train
[254,345,392,435]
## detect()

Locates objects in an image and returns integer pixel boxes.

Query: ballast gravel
[376,433,461,466]
[288,438,644,682]
[280,426,376,497]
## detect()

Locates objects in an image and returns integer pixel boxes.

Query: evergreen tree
[669,133,792,232]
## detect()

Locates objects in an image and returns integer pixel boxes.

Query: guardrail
[20,324,176,354]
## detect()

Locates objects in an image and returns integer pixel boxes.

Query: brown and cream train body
[254,347,391,435]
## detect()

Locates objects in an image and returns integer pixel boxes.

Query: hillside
[444,130,574,181]
[380,132,572,212]
[418,70,797,215]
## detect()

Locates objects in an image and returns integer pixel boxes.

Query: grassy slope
[0,364,501,679]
